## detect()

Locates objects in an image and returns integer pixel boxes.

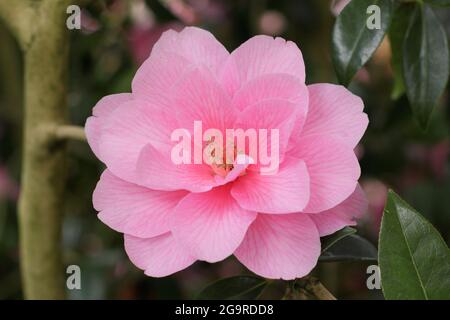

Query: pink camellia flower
[330,0,351,16]
[86,27,368,280]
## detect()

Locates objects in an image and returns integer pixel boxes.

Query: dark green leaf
[379,190,450,300]
[403,5,450,129]
[423,0,450,7]
[319,234,378,262]
[388,3,417,100]
[196,276,268,300]
[320,227,356,253]
[332,0,396,85]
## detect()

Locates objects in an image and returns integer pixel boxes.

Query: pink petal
[85,117,103,160]
[151,27,229,74]
[288,135,360,213]
[132,50,190,102]
[298,84,368,148]
[136,144,216,192]
[231,73,308,111]
[171,185,257,263]
[93,170,188,238]
[308,184,367,236]
[233,98,299,163]
[175,27,229,74]
[172,66,238,132]
[132,27,228,100]
[92,93,133,117]
[220,35,305,95]
[125,232,196,277]
[231,157,310,214]
[85,93,132,160]
[234,213,320,280]
[98,98,176,184]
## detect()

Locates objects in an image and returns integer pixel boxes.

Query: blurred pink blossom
[80,9,100,34]
[127,0,184,65]
[429,140,450,179]
[259,10,287,36]
[0,166,18,201]
[186,0,227,23]
[404,140,450,180]
[330,0,351,16]
[166,0,198,24]
[128,22,184,65]
[361,179,388,236]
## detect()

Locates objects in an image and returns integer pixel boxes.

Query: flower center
[204,139,241,178]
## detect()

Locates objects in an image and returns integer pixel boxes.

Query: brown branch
[0,0,36,49]
[295,276,337,300]
[53,125,87,142]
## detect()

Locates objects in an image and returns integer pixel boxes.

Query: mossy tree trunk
[0,0,73,299]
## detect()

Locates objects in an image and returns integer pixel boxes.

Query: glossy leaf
[403,5,449,129]
[332,0,395,85]
[379,190,450,300]
[388,3,417,100]
[196,276,268,300]
[320,226,356,253]
[320,234,378,262]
